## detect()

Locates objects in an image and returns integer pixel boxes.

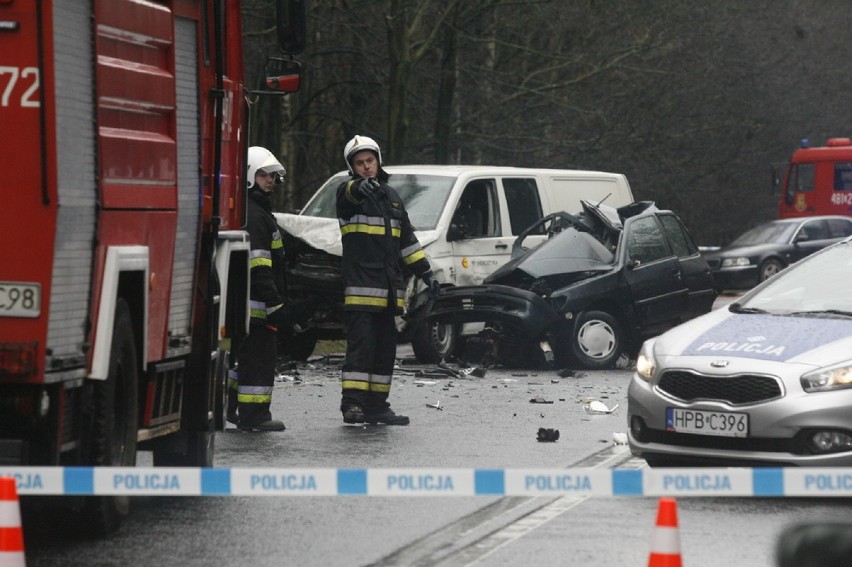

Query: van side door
[448,179,512,285]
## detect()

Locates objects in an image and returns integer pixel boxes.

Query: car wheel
[569,310,624,370]
[759,258,785,282]
[411,321,458,363]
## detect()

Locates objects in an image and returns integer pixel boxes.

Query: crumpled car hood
[273,212,440,257]
[486,228,614,282]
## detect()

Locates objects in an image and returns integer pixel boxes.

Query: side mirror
[794,232,809,243]
[264,58,301,94]
[277,0,306,55]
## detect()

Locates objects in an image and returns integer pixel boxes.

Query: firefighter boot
[365,409,410,426]
[342,404,366,424]
[238,419,286,432]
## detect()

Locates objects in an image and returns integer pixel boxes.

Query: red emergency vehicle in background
[0,0,303,533]
[777,137,852,219]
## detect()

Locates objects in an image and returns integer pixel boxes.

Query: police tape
[2,466,852,497]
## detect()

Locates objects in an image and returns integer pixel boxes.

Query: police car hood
[650,307,852,368]
[273,212,440,257]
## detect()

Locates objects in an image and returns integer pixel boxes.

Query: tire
[83,298,138,537]
[568,310,625,370]
[411,321,458,363]
[759,258,785,282]
[153,431,214,468]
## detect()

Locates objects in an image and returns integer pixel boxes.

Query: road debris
[426,400,443,411]
[537,428,560,442]
[612,432,628,445]
[413,380,438,386]
[584,400,619,414]
[529,396,554,404]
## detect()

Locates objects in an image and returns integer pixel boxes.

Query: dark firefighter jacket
[247,188,286,324]
[336,178,432,314]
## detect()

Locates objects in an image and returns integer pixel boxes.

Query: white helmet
[247,146,285,189]
[343,135,383,175]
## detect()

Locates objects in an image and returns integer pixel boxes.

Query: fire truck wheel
[84,298,139,537]
[153,430,215,468]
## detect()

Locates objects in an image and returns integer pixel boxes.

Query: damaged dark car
[426,200,717,369]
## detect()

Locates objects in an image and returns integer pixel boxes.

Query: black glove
[356,177,382,199]
[267,303,290,328]
[422,273,441,299]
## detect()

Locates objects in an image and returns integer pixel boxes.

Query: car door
[657,213,716,318]
[448,178,514,286]
[790,218,834,262]
[621,215,689,331]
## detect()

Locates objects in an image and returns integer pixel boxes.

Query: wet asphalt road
[23,295,848,566]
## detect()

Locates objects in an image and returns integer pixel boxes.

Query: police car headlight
[801,363,852,392]
[635,340,657,382]
[721,257,750,268]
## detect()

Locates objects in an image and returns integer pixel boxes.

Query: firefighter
[337,135,441,425]
[227,146,289,432]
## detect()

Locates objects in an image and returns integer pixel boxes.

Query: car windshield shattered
[299,172,457,230]
[735,240,852,315]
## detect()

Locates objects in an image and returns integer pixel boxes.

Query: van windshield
[299,172,457,230]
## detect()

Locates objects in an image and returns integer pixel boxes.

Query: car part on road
[537,428,560,442]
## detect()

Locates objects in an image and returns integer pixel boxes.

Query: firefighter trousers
[340,310,397,415]
[230,323,278,426]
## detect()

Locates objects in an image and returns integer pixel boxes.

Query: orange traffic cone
[0,477,25,567]
[648,497,682,567]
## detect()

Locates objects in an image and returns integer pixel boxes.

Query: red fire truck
[0,0,303,533]
[777,137,852,219]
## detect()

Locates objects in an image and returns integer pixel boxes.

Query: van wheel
[411,321,458,363]
[569,310,624,369]
[83,298,138,537]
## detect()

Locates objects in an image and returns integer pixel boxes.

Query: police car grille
[657,371,782,405]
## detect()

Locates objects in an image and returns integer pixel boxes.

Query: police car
[628,236,852,467]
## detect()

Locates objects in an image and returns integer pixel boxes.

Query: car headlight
[720,257,751,268]
[801,363,852,392]
[635,340,657,382]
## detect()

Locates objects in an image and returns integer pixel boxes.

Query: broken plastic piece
[529,396,554,404]
[537,428,560,442]
[460,366,486,378]
[584,400,619,414]
[426,400,443,411]
[612,432,628,445]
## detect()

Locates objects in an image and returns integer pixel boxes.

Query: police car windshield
[299,172,456,231]
[739,242,852,313]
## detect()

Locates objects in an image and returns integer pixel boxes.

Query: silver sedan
[628,236,852,466]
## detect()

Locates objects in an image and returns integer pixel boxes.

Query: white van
[275,165,635,362]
